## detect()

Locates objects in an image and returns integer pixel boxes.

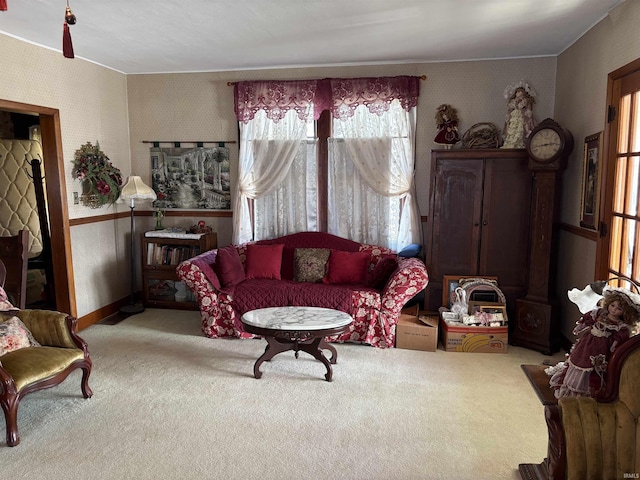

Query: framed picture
[580,132,603,230]
[442,275,498,308]
[150,145,231,210]
[468,300,505,315]
[479,305,507,319]
[442,275,461,308]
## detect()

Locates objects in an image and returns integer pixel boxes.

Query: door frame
[0,98,76,316]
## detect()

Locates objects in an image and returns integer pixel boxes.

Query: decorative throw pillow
[367,255,399,289]
[294,248,330,283]
[0,286,17,312]
[0,316,41,356]
[214,245,246,288]
[245,243,285,280]
[323,250,371,285]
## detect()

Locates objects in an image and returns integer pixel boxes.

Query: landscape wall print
[150,145,231,210]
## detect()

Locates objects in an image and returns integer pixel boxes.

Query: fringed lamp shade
[120,175,157,206]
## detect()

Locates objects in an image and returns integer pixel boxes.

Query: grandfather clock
[512,119,573,354]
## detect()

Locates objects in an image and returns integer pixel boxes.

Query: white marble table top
[241,306,352,331]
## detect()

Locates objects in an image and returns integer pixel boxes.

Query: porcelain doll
[501,81,537,148]
[548,286,640,399]
[434,104,460,148]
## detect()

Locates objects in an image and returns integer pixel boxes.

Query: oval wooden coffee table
[241,306,353,382]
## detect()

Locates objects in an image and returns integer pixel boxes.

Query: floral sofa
[176,232,429,348]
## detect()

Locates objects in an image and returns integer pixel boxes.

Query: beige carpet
[1,309,565,479]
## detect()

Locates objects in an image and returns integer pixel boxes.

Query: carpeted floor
[1,309,565,479]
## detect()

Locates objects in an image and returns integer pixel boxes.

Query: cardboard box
[396,310,439,352]
[439,318,508,353]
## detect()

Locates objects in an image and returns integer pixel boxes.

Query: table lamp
[119,175,157,315]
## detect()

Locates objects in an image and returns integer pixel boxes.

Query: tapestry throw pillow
[294,248,331,283]
[0,315,41,356]
[323,250,371,285]
[245,243,285,280]
[367,255,398,289]
[214,245,246,288]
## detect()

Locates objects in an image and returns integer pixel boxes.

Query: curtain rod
[226,74,427,86]
[142,140,236,145]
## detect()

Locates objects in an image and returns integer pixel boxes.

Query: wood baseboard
[76,292,141,330]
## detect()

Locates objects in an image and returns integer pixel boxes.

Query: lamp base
[119,303,145,316]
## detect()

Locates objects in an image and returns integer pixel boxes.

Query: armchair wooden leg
[1,393,20,447]
[81,365,93,399]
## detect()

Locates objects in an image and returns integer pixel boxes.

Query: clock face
[529,128,562,161]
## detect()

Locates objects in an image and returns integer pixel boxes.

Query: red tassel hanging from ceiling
[63,23,74,58]
[0,0,8,11]
[62,3,76,58]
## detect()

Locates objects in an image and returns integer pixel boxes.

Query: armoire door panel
[428,159,483,281]
[479,157,532,288]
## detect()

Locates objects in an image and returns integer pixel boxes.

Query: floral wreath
[503,80,536,101]
[71,142,123,207]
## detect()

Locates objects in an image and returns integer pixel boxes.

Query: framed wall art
[579,132,603,230]
[150,144,231,210]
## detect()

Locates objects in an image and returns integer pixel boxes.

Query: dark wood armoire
[424,148,563,354]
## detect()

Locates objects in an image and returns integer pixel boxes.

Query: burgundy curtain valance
[234,75,420,123]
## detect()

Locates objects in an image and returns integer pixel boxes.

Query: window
[596,61,640,290]
[233,77,421,251]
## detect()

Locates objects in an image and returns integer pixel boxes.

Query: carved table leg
[253,336,293,379]
[319,339,338,364]
[297,338,334,381]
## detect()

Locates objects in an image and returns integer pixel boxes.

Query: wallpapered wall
[555,0,640,340]
[0,0,637,325]
[0,33,132,316]
[127,58,557,254]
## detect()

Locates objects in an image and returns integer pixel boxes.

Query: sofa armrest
[380,257,429,318]
[176,249,223,309]
[16,310,83,350]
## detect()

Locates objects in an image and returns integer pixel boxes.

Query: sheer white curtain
[233,109,312,244]
[328,100,420,251]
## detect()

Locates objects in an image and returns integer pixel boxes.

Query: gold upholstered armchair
[558,333,640,479]
[520,333,640,479]
[0,304,93,446]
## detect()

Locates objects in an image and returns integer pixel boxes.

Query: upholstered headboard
[0,139,45,257]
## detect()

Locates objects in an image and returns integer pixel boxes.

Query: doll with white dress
[548,286,640,399]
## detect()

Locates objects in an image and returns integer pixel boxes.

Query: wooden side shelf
[518,364,566,480]
[141,231,217,310]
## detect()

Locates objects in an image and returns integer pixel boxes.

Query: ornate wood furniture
[425,147,567,353]
[0,277,93,447]
[0,229,28,309]
[241,306,352,382]
[425,149,532,319]
[519,333,640,479]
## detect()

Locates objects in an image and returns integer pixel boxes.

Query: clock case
[525,118,574,170]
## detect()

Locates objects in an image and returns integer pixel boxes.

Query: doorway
[0,98,76,316]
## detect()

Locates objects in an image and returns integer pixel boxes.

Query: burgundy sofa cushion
[257,232,361,281]
[367,255,398,289]
[214,245,246,288]
[245,243,284,279]
[232,279,356,315]
[323,250,371,285]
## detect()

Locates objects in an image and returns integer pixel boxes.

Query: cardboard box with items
[439,275,508,353]
[395,305,439,352]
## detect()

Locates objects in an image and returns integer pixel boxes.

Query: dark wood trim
[558,222,597,241]
[316,110,330,232]
[76,293,140,330]
[0,99,75,317]
[69,209,233,227]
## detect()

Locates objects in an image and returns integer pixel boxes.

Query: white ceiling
[0,0,625,75]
